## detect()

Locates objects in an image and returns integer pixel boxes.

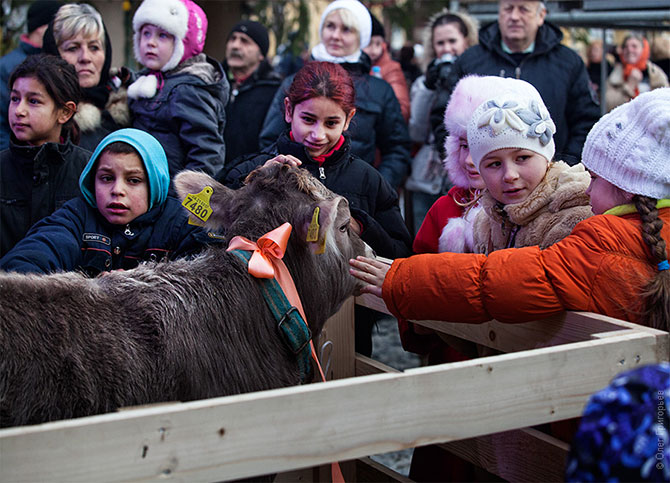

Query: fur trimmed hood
[75,85,131,133]
[473,161,592,253]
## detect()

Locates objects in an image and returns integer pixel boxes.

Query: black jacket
[129,55,229,179]
[0,196,214,276]
[431,21,600,165]
[258,53,411,190]
[223,60,281,171]
[0,139,91,257]
[220,132,412,259]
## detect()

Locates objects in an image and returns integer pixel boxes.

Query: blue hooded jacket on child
[0,128,213,275]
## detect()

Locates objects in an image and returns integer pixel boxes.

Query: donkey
[0,164,370,427]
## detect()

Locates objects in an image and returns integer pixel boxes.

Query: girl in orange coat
[350,87,670,332]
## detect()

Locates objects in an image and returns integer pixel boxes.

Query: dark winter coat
[129,54,229,179]
[0,139,91,257]
[223,60,281,171]
[0,196,213,276]
[0,40,40,151]
[221,132,412,259]
[258,54,411,190]
[432,21,600,165]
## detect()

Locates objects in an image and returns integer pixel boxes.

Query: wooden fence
[1,287,668,482]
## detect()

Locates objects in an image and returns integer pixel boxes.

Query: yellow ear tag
[315,234,326,255]
[182,186,213,224]
[306,206,320,242]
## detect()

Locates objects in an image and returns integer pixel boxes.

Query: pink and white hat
[133,0,208,72]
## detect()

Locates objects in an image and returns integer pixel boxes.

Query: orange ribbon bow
[226,223,344,483]
[227,222,308,334]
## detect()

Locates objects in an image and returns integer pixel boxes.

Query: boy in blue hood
[0,128,213,275]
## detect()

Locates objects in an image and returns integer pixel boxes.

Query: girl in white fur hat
[127,0,228,184]
[351,87,670,333]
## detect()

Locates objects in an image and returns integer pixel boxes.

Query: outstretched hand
[349,256,389,298]
[263,154,302,168]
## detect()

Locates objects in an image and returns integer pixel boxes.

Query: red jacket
[412,186,469,254]
[372,48,410,122]
[384,208,670,326]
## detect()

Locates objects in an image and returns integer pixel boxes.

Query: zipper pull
[124,224,134,236]
[319,167,326,180]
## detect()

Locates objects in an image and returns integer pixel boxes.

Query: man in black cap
[222,20,281,172]
[0,0,63,150]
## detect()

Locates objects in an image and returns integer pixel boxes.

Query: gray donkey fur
[0,164,369,428]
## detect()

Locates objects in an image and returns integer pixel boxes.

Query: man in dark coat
[431,0,600,166]
[0,0,63,150]
[222,20,281,175]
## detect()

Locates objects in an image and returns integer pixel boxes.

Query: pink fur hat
[443,76,543,188]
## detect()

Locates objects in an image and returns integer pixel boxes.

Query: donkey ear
[173,170,234,229]
[300,196,349,254]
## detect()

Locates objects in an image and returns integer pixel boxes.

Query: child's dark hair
[286,61,356,115]
[9,54,82,144]
[99,141,142,160]
[634,195,670,331]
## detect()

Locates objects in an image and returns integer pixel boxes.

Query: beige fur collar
[74,102,102,133]
[480,161,590,226]
[74,87,130,133]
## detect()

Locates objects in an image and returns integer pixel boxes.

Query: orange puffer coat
[382,207,670,326]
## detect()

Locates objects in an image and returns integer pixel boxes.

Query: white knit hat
[319,0,372,49]
[444,76,548,187]
[582,88,670,199]
[467,86,556,170]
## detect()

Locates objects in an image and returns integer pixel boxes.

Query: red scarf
[622,38,650,97]
[290,133,345,164]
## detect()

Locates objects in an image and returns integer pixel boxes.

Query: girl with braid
[350,88,670,331]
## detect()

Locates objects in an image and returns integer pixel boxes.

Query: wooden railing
[1,287,668,482]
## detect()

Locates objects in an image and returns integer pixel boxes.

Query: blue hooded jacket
[79,128,170,211]
[0,129,216,275]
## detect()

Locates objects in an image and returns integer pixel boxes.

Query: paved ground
[368,317,422,477]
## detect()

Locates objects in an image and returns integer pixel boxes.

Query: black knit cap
[229,20,269,57]
[370,14,384,39]
[27,0,63,33]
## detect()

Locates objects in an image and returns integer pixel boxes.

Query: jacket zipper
[318,166,326,180]
[125,224,134,236]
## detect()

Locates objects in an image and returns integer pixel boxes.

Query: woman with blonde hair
[42,3,132,150]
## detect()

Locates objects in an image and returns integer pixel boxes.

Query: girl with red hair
[218,61,412,355]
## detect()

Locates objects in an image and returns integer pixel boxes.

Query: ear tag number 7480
[182,186,213,223]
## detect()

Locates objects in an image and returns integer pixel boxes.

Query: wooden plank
[1,331,662,482]
[317,297,356,381]
[355,354,400,376]
[438,427,569,483]
[355,350,572,483]
[356,292,670,355]
[356,457,413,483]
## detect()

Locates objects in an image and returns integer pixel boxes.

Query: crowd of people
[0,0,668,480]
